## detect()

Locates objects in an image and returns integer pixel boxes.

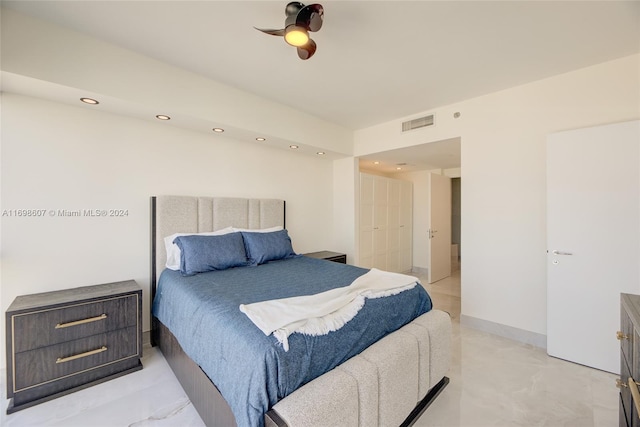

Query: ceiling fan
[255,2,324,60]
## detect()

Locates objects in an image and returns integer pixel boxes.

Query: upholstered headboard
[150,196,286,335]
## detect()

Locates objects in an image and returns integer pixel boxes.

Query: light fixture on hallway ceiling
[289,145,299,149]
[80,97,99,105]
[155,115,171,121]
[256,137,266,141]
[255,2,324,60]
[212,128,225,133]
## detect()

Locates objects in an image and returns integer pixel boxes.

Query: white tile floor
[2,266,619,426]
[420,270,618,427]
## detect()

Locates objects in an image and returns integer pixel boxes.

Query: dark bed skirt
[154,317,449,427]
[154,317,238,426]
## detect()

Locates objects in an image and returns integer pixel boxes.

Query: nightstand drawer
[11,294,138,353]
[13,326,139,392]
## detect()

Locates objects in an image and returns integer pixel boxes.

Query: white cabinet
[373,177,388,270]
[359,174,375,268]
[399,180,413,272]
[387,179,401,272]
[359,173,413,273]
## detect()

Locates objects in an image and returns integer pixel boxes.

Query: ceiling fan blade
[254,27,285,37]
[296,4,323,32]
[297,39,317,60]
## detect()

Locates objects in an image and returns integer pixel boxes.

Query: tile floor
[2,266,619,426]
[417,269,618,427]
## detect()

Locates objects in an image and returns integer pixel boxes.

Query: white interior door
[387,180,401,272]
[359,173,375,268]
[547,120,639,374]
[399,180,413,272]
[373,176,388,270]
[428,173,452,283]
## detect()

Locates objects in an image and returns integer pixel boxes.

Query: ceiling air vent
[402,114,434,132]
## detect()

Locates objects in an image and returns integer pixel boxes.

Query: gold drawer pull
[55,314,107,329]
[616,378,640,388]
[617,331,630,340]
[630,377,640,416]
[56,346,107,364]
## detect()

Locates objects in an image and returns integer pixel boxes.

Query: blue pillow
[241,230,297,265]
[174,232,249,275]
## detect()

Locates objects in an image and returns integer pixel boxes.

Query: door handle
[552,250,573,256]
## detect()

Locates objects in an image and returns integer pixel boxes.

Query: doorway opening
[451,177,461,272]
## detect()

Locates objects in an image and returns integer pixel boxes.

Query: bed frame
[150,195,451,427]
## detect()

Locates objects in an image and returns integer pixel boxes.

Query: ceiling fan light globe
[284,25,309,47]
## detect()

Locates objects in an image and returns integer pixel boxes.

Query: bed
[150,195,451,427]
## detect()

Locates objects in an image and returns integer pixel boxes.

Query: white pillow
[164,227,234,270]
[231,225,283,233]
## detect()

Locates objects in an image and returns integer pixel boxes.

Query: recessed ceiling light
[316,152,325,155]
[155,115,171,120]
[373,161,380,165]
[396,167,402,170]
[80,97,99,105]
[256,137,266,141]
[212,128,225,133]
[289,145,299,149]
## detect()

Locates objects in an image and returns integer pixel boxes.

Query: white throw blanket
[239,268,418,351]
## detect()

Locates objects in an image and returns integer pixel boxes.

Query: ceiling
[359,138,461,175]
[2,1,639,171]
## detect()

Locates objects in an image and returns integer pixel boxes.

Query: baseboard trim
[412,266,428,276]
[460,315,547,349]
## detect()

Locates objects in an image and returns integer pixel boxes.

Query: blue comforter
[152,256,432,427]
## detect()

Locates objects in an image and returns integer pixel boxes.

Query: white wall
[332,157,358,263]
[0,93,335,367]
[354,54,640,339]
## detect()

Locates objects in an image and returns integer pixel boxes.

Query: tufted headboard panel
[150,196,286,329]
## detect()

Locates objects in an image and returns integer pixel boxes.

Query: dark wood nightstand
[304,251,347,264]
[5,280,143,414]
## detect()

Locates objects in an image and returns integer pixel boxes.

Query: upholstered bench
[266,309,452,427]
